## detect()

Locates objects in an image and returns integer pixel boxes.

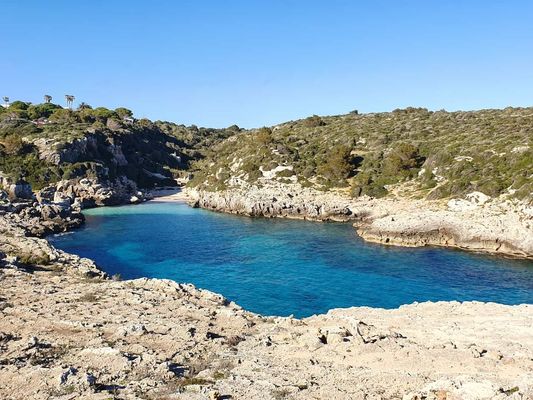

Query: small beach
[149,187,190,203]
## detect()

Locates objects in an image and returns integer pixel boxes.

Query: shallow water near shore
[50,202,533,317]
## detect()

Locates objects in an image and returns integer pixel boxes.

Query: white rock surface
[466,191,491,205]
[0,260,531,400]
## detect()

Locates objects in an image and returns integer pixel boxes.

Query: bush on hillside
[8,101,30,110]
[27,103,62,120]
[115,107,133,119]
[256,127,273,145]
[382,143,424,180]
[303,115,326,127]
[317,144,353,184]
[49,109,80,123]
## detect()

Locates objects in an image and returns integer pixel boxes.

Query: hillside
[188,107,533,202]
[0,101,236,193]
[1,103,531,206]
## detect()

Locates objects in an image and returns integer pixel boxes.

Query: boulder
[106,118,123,130]
[6,180,34,201]
[37,176,147,209]
[447,199,476,212]
[465,191,491,205]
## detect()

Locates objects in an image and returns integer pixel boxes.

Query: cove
[50,202,533,318]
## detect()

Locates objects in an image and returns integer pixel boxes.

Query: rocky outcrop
[357,205,533,258]
[0,173,149,236]
[0,215,102,277]
[0,175,85,237]
[0,200,84,237]
[33,136,99,165]
[188,184,533,258]
[0,173,34,201]
[188,183,359,221]
[37,177,149,209]
[30,130,182,188]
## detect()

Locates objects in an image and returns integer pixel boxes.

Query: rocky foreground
[187,183,533,259]
[0,180,532,399]
[2,269,532,400]
[0,209,532,400]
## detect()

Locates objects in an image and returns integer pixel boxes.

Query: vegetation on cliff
[0,101,236,190]
[1,102,531,202]
[188,107,533,201]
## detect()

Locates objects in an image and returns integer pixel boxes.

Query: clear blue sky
[2,1,532,128]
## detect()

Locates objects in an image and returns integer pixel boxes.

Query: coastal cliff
[356,204,533,257]
[187,184,533,258]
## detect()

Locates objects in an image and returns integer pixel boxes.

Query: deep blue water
[50,202,533,317]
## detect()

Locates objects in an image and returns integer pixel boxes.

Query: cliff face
[0,176,33,201]
[0,207,96,271]
[189,184,358,221]
[0,193,84,237]
[37,177,148,209]
[356,206,533,258]
[187,183,533,258]
[0,121,197,211]
[30,128,182,188]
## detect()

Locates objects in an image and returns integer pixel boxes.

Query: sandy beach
[149,187,190,202]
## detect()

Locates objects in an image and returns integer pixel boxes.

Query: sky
[1,1,533,128]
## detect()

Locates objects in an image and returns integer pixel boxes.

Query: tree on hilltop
[78,102,92,110]
[27,103,62,120]
[64,95,75,109]
[8,101,30,110]
[49,108,79,123]
[115,107,133,119]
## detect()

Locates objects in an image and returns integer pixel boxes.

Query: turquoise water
[50,202,533,317]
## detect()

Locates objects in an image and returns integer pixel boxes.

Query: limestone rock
[0,261,531,400]
[465,191,491,205]
[187,183,533,258]
[38,176,147,208]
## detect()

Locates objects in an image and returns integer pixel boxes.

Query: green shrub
[8,101,29,110]
[303,115,326,127]
[256,127,273,145]
[317,144,353,184]
[49,109,80,123]
[27,103,62,119]
[18,253,51,266]
[115,107,133,118]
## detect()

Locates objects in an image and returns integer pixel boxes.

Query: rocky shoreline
[187,184,533,259]
[0,179,532,399]
[1,213,532,399]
